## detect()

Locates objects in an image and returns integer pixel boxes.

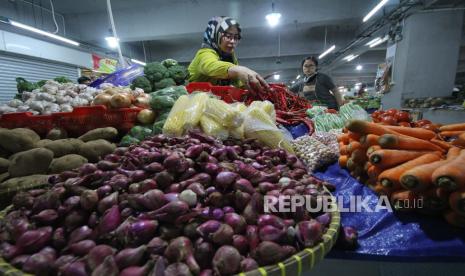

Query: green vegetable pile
[310,103,370,132]
[131,58,188,93]
[15,78,47,99]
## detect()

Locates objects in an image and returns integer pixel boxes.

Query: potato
[36,139,52,148]
[11,128,40,143]
[78,139,116,163]
[8,148,54,177]
[0,129,36,153]
[78,127,118,142]
[0,174,49,196]
[44,139,84,158]
[0,146,9,159]
[0,158,9,173]
[49,154,88,174]
[46,128,68,140]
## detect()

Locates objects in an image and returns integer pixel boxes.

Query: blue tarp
[315,163,465,261]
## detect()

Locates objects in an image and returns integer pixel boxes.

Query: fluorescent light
[318,45,336,59]
[265,12,282,27]
[370,36,388,48]
[338,86,345,89]
[273,74,280,80]
[363,0,389,22]
[347,55,359,62]
[356,65,363,71]
[10,20,79,46]
[355,82,362,85]
[365,37,381,46]
[296,75,301,79]
[131,59,146,66]
[291,80,296,84]
[343,54,355,61]
[105,36,119,48]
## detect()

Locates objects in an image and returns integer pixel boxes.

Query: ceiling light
[131,59,146,66]
[370,36,388,48]
[296,75,301,79]
[365,37,381,46]
[9,20,79,46]
[347,55,359,62]
[355,82,362,85]
[356,65,363,71]
[343,54,355,61]
[363,0,389,22]
[105,36,119,48]
[291,80,296,84]
[273,74,280,80]
[318,45,336,59]
[266,13,282,27]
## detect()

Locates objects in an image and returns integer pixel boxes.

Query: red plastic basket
[0,106,141,137]
[185,82,247,103]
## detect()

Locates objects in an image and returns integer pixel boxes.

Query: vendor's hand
[229,66,270,92]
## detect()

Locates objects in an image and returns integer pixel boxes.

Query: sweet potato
[49,154,88,174]
[0,172,9,182]
[0,157,10,174]
[10,128,40,143]
[78,139,116,163]
[0,174,49,190]
[0,129,36,153]
[78,127,118,142]
[46,127,68,140]
[8,148,54,177]
[35,139,52,148]
[44,139,84,158]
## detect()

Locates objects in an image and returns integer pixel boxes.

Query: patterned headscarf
[202,16,241,60]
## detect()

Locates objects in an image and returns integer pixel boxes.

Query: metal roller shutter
[0,52,79,103]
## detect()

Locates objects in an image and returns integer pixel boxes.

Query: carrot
[347,141,364,153]
[430,138,452,151]
[364,162,372,171]
[452,133,465,148]
[366,145,382,157]
[385,125,436,140]
[360,134,379,147]
[440,131,465,137]
[400,159,450,192]
[338,155,348,168]
[390,190,419,212]
[449,189,465,216]
[416,188,449,215]
[367,165,383,179]
[351,148,367,164]
[378,134,446,153]
[432,150,465,191]
[439,123,465,132]
[347,131,361,141]
[339,145,348,155]
[346,120,399,136]
[378,153,442,190]
[346,158,357,171]
[447,147,462,159]
[443,210,465,228]
[337,134,350,144]
[369,149,435,169]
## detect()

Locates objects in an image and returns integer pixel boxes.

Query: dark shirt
[290,72,338,109]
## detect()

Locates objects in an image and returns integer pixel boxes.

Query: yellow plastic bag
[183,92,209,130]
[199,115,229,140]
[204,98,243,128]
[162,95,190,136]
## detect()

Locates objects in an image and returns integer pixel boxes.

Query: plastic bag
[204,98,244,128]
[199,115,229,140]
[243,106,294,153]
[249,100,276,122]
[183,92,209,130]
[163,95,190,136]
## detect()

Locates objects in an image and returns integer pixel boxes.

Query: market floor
[310,259,465,275]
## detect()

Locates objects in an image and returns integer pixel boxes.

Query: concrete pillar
[382,10,463,109]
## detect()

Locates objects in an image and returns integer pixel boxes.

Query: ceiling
[1,0,464,86]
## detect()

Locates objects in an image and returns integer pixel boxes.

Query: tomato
[386,109,398,116]
[415,119,432,127]
[398,121,412,127]
[422,124,439,132]
[395,111,411,122]
[381,116,397,125]
[372,110,382,118]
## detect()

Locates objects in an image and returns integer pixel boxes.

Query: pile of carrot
[338,119,465,228]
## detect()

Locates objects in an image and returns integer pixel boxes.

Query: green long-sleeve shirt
[188,48,240,87]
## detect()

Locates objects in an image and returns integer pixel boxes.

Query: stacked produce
[291,135,339,172]
[308,103,369,132]
[130,59,188,94]
[160,93,294,153]
[0,127,119,206]
[0,131,337,275]
[338,119,465,228]
[402,95,464,109]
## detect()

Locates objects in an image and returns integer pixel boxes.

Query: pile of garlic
[291,135,338,172]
